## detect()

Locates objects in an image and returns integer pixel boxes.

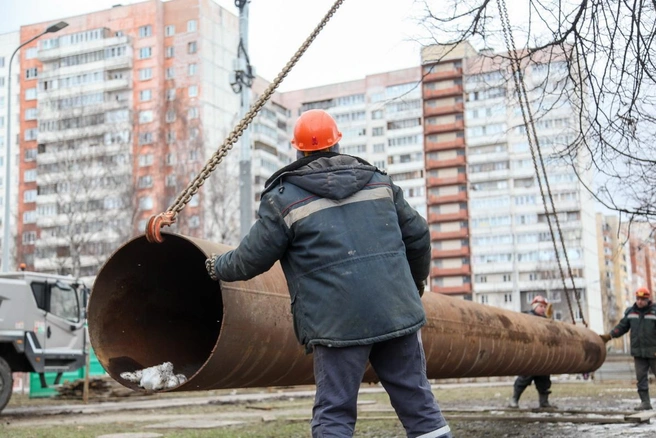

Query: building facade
[0,31,21,270]
[15,0,241,276]
[421,42,603,332]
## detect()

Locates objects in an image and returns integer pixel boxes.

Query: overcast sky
[0,0,428,91]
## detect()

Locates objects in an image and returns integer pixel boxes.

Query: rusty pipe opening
[88,234,223,390]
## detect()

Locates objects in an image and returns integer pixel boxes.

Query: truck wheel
[0,357,13,413]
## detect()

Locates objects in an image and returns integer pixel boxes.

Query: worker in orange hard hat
[509,295,558,409]
[206,109,452,437]
[600,287,656,410]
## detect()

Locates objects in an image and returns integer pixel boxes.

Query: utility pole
[231,0,254,239]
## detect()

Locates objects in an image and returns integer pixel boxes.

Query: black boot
[539,391,557,409]
[635,390,653,411]
[509,387,525,408]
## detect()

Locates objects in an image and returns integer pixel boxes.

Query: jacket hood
[263,153,380,200]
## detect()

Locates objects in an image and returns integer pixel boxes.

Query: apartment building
[597,213,633,353]
[16,0,241,276]
[0,31,20,270]
[623,221,656,295]
[421,42,603,332]
[279,68,427,217]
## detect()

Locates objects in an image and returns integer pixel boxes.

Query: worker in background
[600,287,656,410]
[509,295,558,409]
[206,109,452,438]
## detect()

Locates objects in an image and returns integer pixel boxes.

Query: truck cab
[0,272,89,412]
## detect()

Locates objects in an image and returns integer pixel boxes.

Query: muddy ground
[2,378,656,437]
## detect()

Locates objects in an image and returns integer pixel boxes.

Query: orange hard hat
[291,109,342,152]
[531,295,548,305]
[636,287,651,299]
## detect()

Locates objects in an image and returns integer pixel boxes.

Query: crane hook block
[145,212,177,243]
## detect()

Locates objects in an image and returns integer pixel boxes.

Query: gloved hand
[205,253,219,281]
[599,333,612,343]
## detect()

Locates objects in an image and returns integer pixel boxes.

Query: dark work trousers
[310,331,452,438]
[634,357,656,392]
[514,374,552,394]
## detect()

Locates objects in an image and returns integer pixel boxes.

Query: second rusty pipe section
[88,233,606,392]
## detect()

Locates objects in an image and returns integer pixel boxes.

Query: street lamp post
[3,21,68,272]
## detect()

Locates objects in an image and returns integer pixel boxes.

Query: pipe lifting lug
[145,212,176,243]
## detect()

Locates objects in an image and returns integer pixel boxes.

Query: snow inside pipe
[88,233,606,393]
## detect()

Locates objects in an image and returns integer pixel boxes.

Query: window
[25,108,38,120]
[139,68,153,81]
[372,110,384,120]
[138,47,152,59]
[372,127,384,136]
[49,282,80,322]
[166,46,174,58]
[504,294,512,303]
[138,154,154,167]
[139,25,152,38]
[24,149,37,161]
[25,128,38,141]
[25,68,38,79]
[22,231,37,245]
[166,110,176,123]
[23,210,36,224]
[373,143,385,153]
[25,88,37,100]
[188,107,199,118]
[166,67,175,79]
[166,88,176,101]
[25,48,38,59]
[166,131,176,143]
[187,20,197,32]
[0,57,4,67]
[165,25,175,36]
[187,41,197,54]
[139,89,152,102]
[139,196,153,210]
[139,110,154,124]
[188,85,198,97]
[188,63,197,76]
[138,175,153,188]
[166,174,176,186]
[24,189,37,203]
[24,169,37,182]
[139,132,154,145]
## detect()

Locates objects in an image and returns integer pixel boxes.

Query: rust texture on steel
[88,233,606,392]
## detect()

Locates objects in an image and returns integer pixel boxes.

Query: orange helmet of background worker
[635,287,651,299]
[291,109,342,152]
[531,295,548,306]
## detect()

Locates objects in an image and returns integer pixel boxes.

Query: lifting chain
[497,0,586,326]
[146,0,346,243]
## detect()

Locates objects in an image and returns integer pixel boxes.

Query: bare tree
[416,0,656,222]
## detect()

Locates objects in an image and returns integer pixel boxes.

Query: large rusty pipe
[88,233,606,392]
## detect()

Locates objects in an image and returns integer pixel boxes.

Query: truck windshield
[50,281,79,322]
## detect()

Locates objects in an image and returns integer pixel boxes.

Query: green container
[29,347,106,398]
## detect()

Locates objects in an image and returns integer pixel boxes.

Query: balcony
[427,191,468,205]
[423,68,463,82]
[38,35,131,63]
[423,85,463,99]
[426,173,467,187]
[425,120,465,136]
[423,102,464,117]
[432,247,470,259]
[431,265,471,277]
[425,138,465,152]
[425,155,466,170]
[432,284,472,296]
[431,228,469,241]
[428,209,469,223]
